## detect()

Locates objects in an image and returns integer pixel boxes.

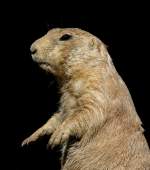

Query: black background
[3,1,149,170]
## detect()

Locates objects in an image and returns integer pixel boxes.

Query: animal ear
[88,38,111,63]
[88,38,98,50]
[88,38,108,51]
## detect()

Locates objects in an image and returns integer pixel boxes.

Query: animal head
[30,28,112,77]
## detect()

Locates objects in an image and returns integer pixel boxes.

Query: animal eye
[59,34,72,41]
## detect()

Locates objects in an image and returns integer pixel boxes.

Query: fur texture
[22,28,150,169]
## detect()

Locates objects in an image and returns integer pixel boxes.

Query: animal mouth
[38,62,50,67]
[38,62,56,74]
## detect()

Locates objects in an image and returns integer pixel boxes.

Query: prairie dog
[22,28,150,170]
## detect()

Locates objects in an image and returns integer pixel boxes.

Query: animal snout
[30,45,37,55]
[30,44,40,62]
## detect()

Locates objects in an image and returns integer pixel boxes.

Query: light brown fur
[22,28,150,169]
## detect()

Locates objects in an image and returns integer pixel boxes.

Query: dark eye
[59,34,72,41]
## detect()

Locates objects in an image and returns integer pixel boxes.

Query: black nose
[30,46,37,55]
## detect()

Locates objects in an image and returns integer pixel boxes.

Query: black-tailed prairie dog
[22,28,150,169]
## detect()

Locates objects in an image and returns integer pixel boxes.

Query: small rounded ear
[88,38,111,64]
[88,38,108,51]
[88,38,98,50]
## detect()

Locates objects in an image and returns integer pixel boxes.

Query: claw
[47,127,70,149]
[21,127,46,147]
[21,138,29,147]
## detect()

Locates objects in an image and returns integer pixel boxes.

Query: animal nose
[30,46,37,55]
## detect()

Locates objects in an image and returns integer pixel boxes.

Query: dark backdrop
[3,1,149,170]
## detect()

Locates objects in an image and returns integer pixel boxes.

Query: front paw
[22,126,53,147]
[48,125,70,149]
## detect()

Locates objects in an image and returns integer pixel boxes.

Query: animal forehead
[47,28,92,37]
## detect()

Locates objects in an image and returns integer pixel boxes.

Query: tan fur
[22,28,150,169]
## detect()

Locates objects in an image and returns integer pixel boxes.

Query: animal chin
[39,62,55,74]
[39,62,49,67]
